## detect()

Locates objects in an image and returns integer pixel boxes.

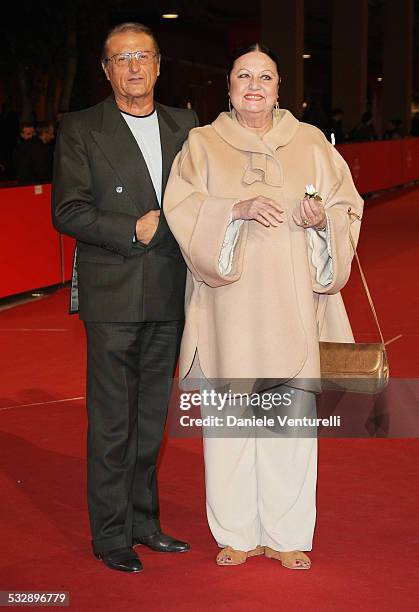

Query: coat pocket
[77,255,124,265]
[77,245,124,265]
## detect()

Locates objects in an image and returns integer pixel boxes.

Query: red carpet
[1,186,419,610]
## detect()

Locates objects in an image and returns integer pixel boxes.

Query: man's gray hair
[101,22,160,61]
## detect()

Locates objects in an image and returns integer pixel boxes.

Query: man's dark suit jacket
[52,95,198,322]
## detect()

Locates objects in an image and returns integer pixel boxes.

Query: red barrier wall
[1,139,418,299]
[337,138,419,193]
[337,140,403,193]
[0,184,63,299]
[401,138,419,184]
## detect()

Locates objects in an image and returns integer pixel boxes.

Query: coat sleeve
[51,114,138,258]
[309,143,363,295]
[163,134,249,287]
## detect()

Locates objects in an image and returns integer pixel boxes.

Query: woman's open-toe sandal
[216,545,265,566]
[265,547,311,570]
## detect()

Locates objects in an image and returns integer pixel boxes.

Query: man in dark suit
[52,22,198,573]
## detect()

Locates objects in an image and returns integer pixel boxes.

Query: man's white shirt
[122,109,162,206]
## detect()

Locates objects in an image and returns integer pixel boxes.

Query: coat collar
[90,96,181,213]
[212,109,300,153]
[211,109,299,188]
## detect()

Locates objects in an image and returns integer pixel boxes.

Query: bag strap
[347,208,385,345]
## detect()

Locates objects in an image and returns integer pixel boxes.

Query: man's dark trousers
[85,320,182,553]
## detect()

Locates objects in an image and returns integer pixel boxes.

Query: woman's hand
[232,196,284,227]
[292,197,326,229]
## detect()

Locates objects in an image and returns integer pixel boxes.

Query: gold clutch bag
[319,341,389,394]
[319,209,389,395]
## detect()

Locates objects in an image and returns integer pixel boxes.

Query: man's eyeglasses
[105,51,159,67]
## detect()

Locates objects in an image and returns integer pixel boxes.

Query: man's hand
[232,196,284,227]
[135,210,160,245]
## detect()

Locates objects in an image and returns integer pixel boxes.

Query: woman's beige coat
[163,110,363,386]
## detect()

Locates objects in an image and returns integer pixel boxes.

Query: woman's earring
[274,100,280,119]
[228,97,232,113]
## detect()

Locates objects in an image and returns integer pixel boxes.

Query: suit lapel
[91,96,158,214]
[156,102,181,191]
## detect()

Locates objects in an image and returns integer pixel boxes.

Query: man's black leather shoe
[133,532,190,553]
[95,547,143,572]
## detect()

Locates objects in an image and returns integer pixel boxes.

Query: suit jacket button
[116,186,123,193]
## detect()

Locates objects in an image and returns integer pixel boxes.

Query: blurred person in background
[349,111,377,142]
[383,119,403,140]
[410,112,419,137]
[328,107,346,144]
[35,122,55,182]
[13,121,38,184]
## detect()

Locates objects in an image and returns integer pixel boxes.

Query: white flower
[304,184,322,201]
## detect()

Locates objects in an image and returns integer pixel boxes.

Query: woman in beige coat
[164,44,363,569]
